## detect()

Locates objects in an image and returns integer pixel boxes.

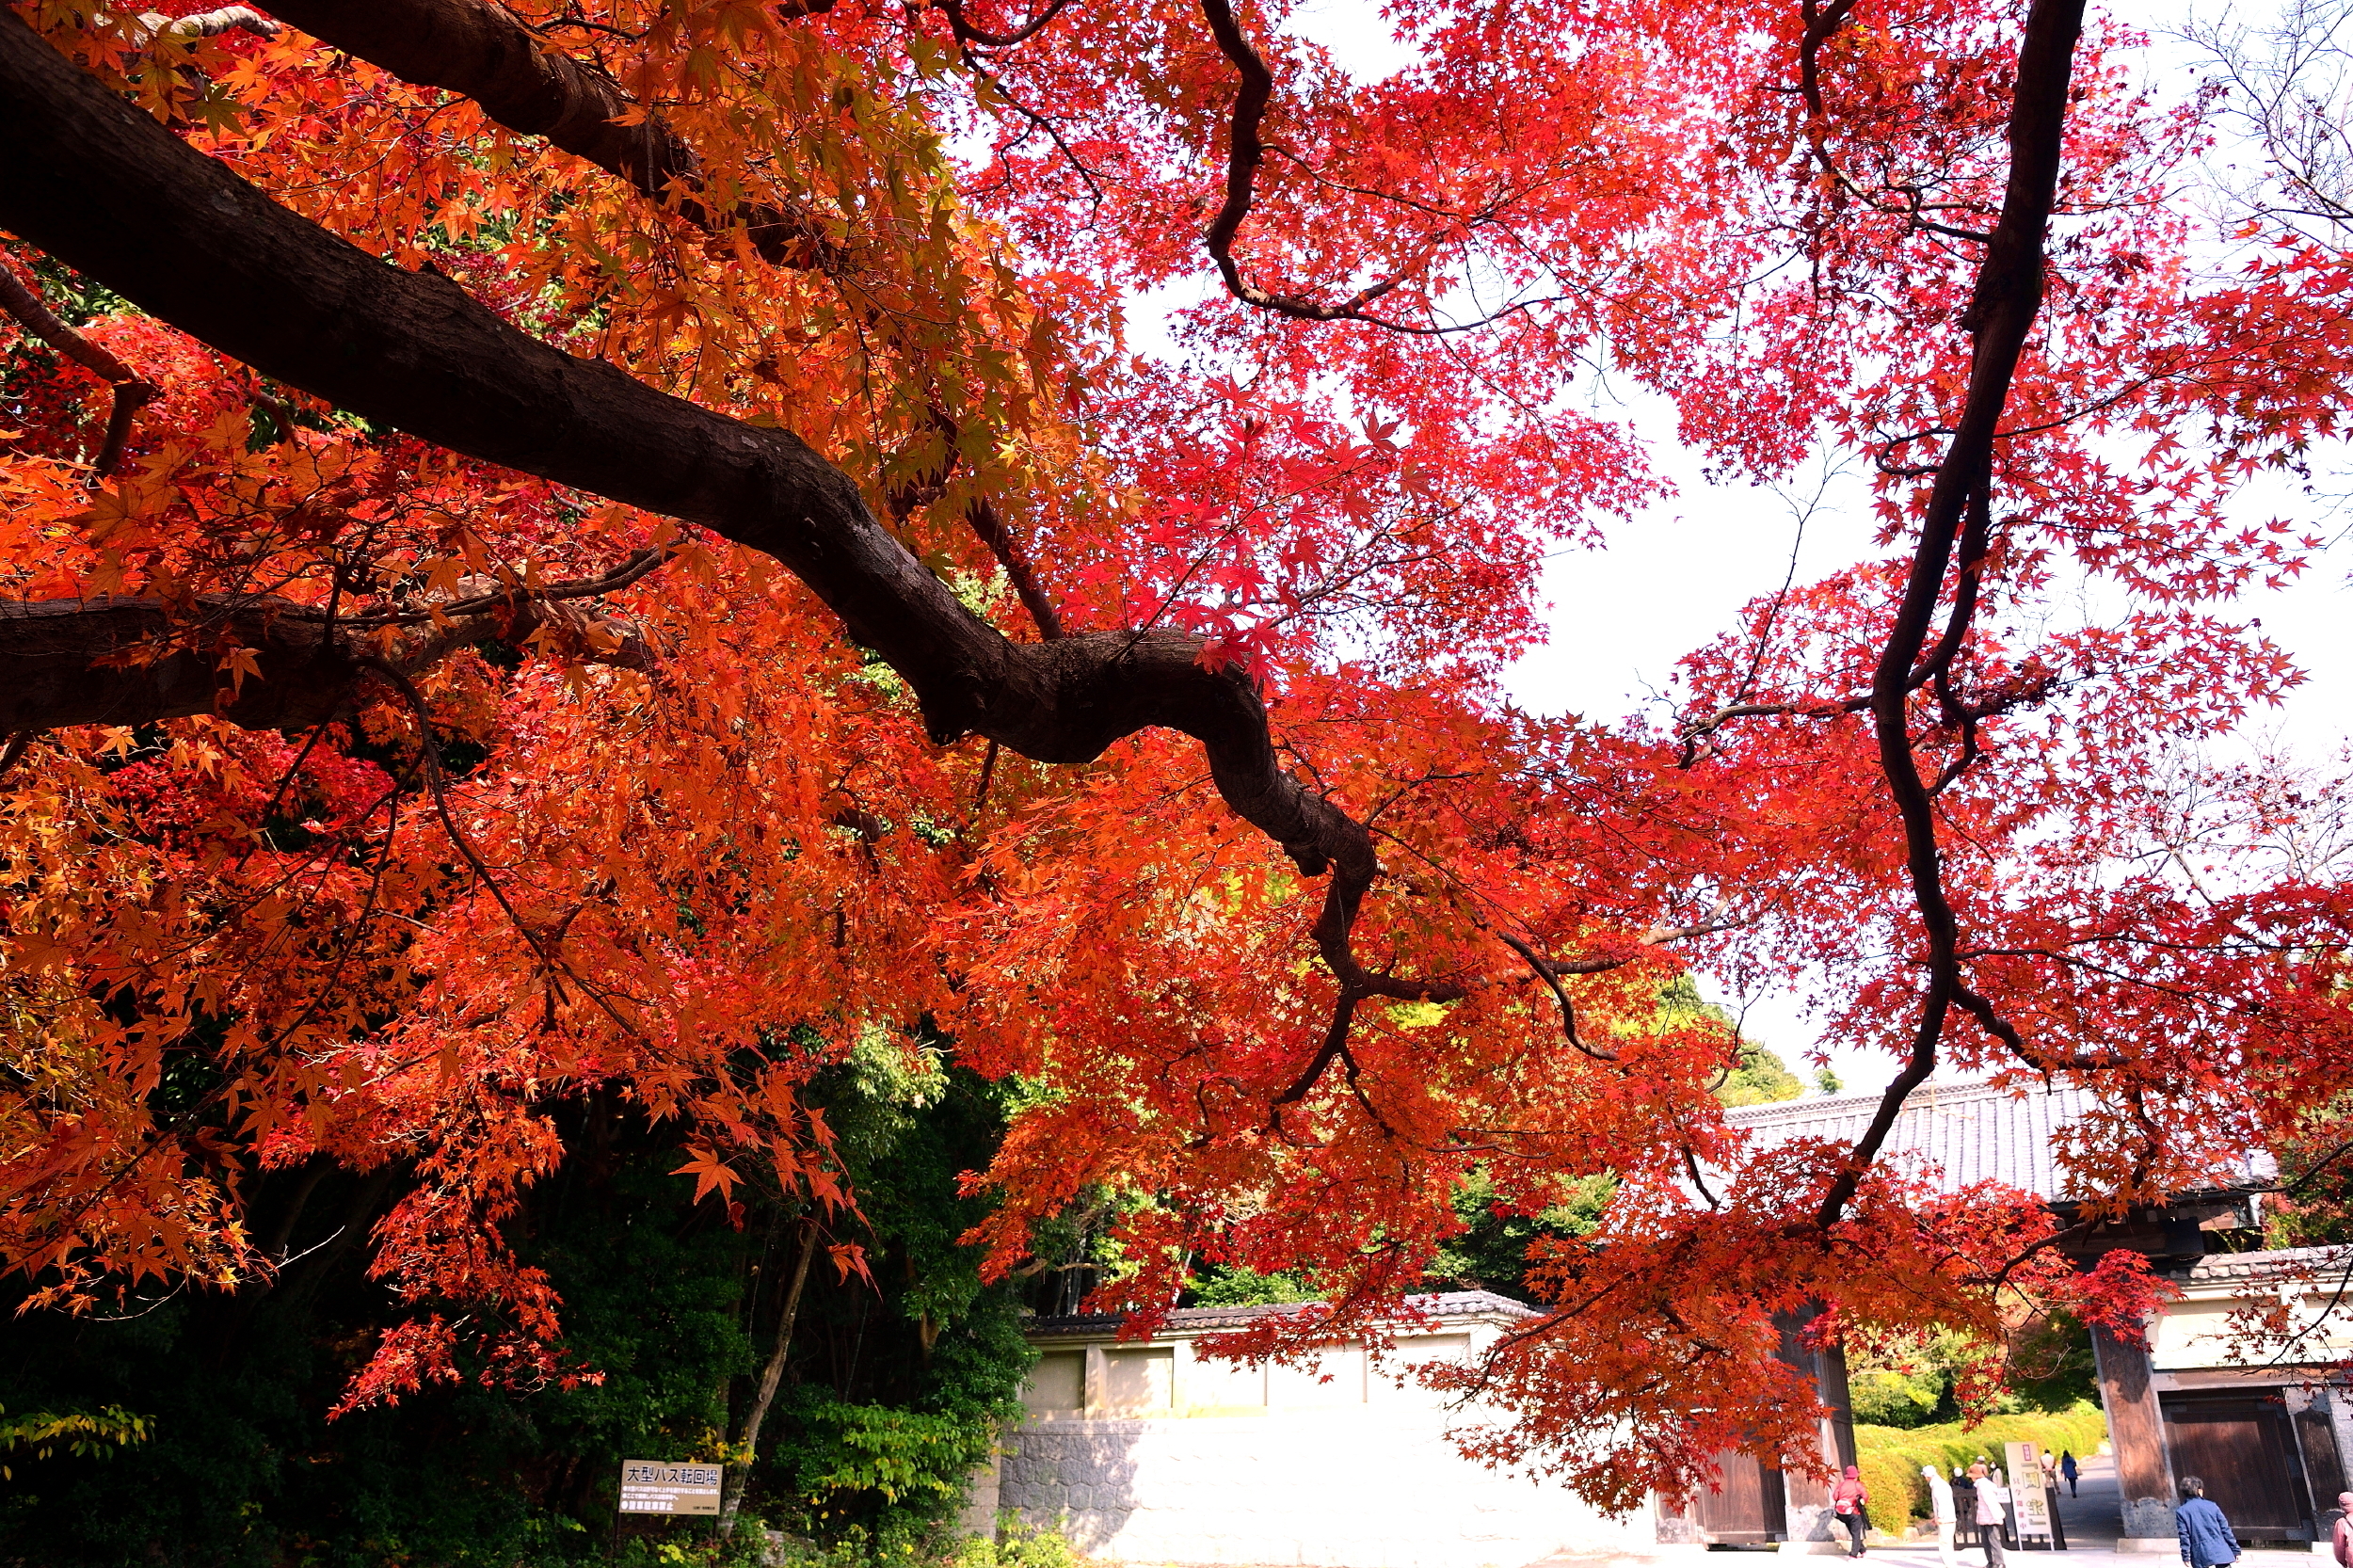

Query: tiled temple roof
[1024,1288,1537,1339]
[2181,1243,2350,1287]
[1721,1078,2273,1201]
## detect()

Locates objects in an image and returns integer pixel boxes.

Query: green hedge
[1854,1402,2109,1534]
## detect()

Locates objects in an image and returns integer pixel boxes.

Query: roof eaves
[1021,1288,1539,1341]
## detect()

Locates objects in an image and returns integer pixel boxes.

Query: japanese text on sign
[618,1459,724,1515]
[2005,1442,2053,1541]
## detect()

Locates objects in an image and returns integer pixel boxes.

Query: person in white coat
[1926,1464,1960,1568]
[1969,1463,2011,1568]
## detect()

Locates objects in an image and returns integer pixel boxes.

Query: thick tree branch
[1816,0,2087,1228]
[0,589,647,734]
[262,0,1064,636]
[0,595,360,732]
[256,0,843,271]
[0,9,1397,1023]
[137,7,280,40]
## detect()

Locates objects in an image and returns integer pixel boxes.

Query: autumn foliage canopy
[1,0,2349,1510]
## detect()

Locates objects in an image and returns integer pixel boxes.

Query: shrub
[770,1400,1000,1544]
[1853,1400,2108,1534]
[951,1520,1083,1568]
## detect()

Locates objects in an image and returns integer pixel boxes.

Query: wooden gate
[2162,1391,2316,1541]
[1688,1449,1789,1544]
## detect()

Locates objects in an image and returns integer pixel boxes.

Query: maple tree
[1,0,2351,1515]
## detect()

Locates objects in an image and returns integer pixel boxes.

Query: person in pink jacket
[2331,1491,2350,1568]
[1833,1464,1870,1558]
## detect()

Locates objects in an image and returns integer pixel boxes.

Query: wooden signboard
[2005,1441,2054,1544]
[618,1459,724,1515]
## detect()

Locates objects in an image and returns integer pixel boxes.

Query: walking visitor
[1833,1464,1870,1558]
[2332,1491,2350,1568]
[1970,1461,2010,1568]
[2177,1477,2242,1568]
[1926,1463,1960,1568]
[2060,1452,2079,1498]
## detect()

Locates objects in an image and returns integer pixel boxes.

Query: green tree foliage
[1718,1044,1804,1107]
[2265,1092,2353,1247]
[1186,1266,1323,1306]
[1845,1319,2099,1432]
[1853,1402,2108,1533]
[1016,1183,1149,1320]
[1849,1368,1945,1429]
[754,1047,1034,1552]
[1422,979,1788,1302]
[1649,977,1808,1108]
[1428,1167,1616,1299]
[0,1048,1033,1566]
[0,1401,148,1479]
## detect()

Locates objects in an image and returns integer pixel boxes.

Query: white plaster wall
[997,1407,1651,1568]
[2151,1289,2353,1370]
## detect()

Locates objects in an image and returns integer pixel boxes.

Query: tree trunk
[717,1218,820,1540]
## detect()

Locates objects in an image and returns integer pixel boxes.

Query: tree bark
[0,591,644,734]
[1817,0,2087,1225]
[256,0,840,270]
[0,8,1381,925]
[717,1218,819,1539]
[0,596,356,733]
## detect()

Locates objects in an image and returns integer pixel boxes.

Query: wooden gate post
[2092,1322,2177,1540]
[1775,1305,1859,1552]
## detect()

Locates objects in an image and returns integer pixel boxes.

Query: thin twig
[362,661,644,1042]
[0,257,155,480]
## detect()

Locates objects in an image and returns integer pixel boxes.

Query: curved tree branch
[259,0,1064,639]
[1816,0,2087,1228]
[0,9,1408,1053]
[0,255,154,477]
[257,0,844,272]
[1194,0,1567,337]
[0,587,648,734]
[937,0,1072,50]
[1196,0,1459,333]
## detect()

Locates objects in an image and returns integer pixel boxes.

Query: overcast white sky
[1264,0,2353,1095]
[1505,419,2352,1095]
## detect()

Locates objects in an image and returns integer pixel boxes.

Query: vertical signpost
[2005,1441,2056,1548]
[618,1459,725,1517]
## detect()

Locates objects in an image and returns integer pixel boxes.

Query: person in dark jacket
[2177,1477,2242,1568]
[2060,1452,2079,1498]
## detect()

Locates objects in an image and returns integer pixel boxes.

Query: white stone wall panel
[1000,1409,1647,1568]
